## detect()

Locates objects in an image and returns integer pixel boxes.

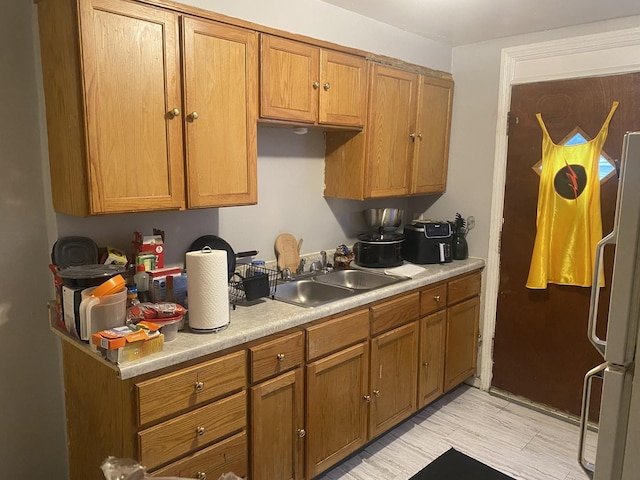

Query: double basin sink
[274,269,409,308]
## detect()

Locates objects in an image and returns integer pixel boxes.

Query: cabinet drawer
[448,271,482,305]
[250,331,304,383]
[139,390,246,470]
[370,292,420,336]
[307,309,369,361]
[151,430,247,479]
[420,283,447,316]
[136,350,246,426]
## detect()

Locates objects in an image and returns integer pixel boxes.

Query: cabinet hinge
[506,112,510,136]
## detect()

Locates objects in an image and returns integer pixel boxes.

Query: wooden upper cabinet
[319,49,367,126]
[366,65,419,198]
[182,18,258,208]
[36,0,259,215]
[324,63,454,200]
[81,0,184,214]
[259,35,366,128]
[412,76,454,194]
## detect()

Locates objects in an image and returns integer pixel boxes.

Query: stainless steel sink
[312,269,407,290]
[274,279,355,308]
[274,269,409,308]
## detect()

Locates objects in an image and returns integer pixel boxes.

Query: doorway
[492,73,640,416]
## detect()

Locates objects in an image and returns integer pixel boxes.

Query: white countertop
[54,258,485,379]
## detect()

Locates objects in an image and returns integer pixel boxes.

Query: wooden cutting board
[275,233,302,272]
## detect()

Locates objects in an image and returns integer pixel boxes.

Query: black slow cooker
[353,232,404,268]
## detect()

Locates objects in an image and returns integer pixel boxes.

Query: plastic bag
[100,457,242,480]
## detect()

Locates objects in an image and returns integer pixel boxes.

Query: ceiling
[318,0,640,46]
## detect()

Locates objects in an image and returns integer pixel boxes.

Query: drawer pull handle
[196,473,207,480]
[373,389,380,397]
[196,426,205,436]
[363,394,371,402]
[194,381,204,392]
[297,428,306,438]
[276,353,286,362]
[434,295,441,302]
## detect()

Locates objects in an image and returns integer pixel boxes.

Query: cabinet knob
[168,108,180,118]
[423,362,430,368]
[373,389,380,397]
[323,82,331,91]
[276,353,286,362]
[297,428,306,438]
[434,295,441,302]
[312,81,320,89]
[194,381,204,392]
[409,132,423,140]
[188,111,199,122]
[196,473,207,480]
[363,394,371,402]
[196,426,205,436]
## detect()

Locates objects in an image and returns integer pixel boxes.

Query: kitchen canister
[185,248,230,333]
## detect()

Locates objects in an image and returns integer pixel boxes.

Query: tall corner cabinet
[36,0,257,215]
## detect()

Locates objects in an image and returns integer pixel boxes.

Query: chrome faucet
[297,258,306,275]
[281,268,293,280]
[320,251,327,269]
[310,261,322,272]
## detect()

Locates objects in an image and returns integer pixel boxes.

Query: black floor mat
[410,448,515,480]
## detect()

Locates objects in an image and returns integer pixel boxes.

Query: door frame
[481,27,640,390]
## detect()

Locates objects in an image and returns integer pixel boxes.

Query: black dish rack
[229,264,278,308]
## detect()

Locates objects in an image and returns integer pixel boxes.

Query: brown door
[493,73,640,417]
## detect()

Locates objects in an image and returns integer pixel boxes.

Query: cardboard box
[134,231,165,268]
[92,321,164,364]
[105,334,164,364]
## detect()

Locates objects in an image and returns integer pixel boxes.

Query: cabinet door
[260,35,319,123]
[365,64,418,198]
[369,322,418,438]
[251,368,304,480]
[319,50,367,126]
[79,0,184,213]
[418,310,446,408]
[182,18,258,208]
[444,296,480,392]
[412,75,453,194]
[306,342,369,478]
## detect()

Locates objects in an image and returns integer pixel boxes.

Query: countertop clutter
[51,257,484,379]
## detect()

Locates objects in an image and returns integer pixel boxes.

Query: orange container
[91,274,126,297]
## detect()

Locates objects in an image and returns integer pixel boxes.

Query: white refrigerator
[579,131,640,480]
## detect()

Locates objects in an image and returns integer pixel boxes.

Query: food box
[91,321,164,364]
[133,231,165,268]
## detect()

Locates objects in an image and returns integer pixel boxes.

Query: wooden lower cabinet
[250,368,305,480]
[369,321,418,438]
[418,310,446,408]
[306,342,369,478]
[444,296,480,392]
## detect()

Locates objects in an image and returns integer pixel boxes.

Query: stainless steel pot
[363,208,404,231]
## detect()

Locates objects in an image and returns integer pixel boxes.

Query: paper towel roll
[186,249,230,332]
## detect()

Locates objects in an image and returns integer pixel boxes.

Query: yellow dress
[526,102,618,289]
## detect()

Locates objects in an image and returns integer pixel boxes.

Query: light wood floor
[316,384,597,480]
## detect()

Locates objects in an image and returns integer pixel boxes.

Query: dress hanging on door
[526,102,618,289]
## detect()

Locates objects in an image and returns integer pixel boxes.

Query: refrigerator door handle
[578,363,606,477]
[587,231,616,358]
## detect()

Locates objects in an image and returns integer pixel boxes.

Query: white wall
[0,2,68,478]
